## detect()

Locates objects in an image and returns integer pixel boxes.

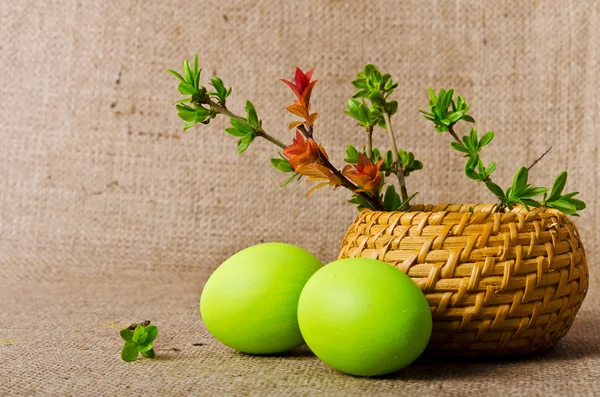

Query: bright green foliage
[350,64,399,125]
[419,88,474,133]
[352,65,399,100]
[541,172,586,215]
[169,55,261,153]
[397,149,423,176]
[485,167,547,210]
[168,55,219,130]
[270,154,301,187]
[120,323,158,362]
[344,144,421,211]
[422,87,586,215]
[344,99,382,130]
[345,145,422,178]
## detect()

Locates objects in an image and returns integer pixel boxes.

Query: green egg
[297,257,432,376]
[200,242,322,355]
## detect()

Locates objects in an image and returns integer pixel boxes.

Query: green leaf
[280,173,299,187]
[237,133,255,153]
[352,89,369,98]
[138,342,154,353]
[245,101,259,128]
[486,181,506,201]
[237,140,250,153]
[167,69,186,82]
[137,331,148,346]
[383,185,401,211]
[442,89,454,108]
[369,91,386,107]
[568,197,586,211]
[511,167,529,195]
[462,115,475,123]
[520,187,548,198]
[210,77,225,94]
[271,158,293,173]
[450,142,470,153]
[469,128,478,147]
[140,348,155,359]
[120,329,134,342]
[465,168,481,181]
[465,154,479,171]
[144,325,158,345]
[230,119,252,134]
[521,198,540,208]
[225,127,246,137]
[178,82,197,96]
[183,59,193,85]
[479,131,494,148]
[132,325,145,344]
[462,134,476,154]
[487,162,497,175]
[448,111,463,123]
[364,64,376,79]
[428,87,437,105]
[549,171,567,202]
[352,79,368,89]
[183,121,197,131]
[346,99,360,119]
[193,54,199,76]
[398,192,419,210]
[345,144,359,163]
[549,199,577,214]
[357,103,370,125]
[121,342,139,362]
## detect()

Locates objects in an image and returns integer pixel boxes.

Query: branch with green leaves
[421,88,585,215]
[170,56,386,211]
[343,65,423,211]
[120,321,158,362]
[168,55,286,152]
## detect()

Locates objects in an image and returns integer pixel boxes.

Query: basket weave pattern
[339,204,588,356]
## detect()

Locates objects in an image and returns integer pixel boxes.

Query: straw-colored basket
[339,204,588,356]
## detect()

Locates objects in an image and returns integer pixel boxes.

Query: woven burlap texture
[1,0,598,395]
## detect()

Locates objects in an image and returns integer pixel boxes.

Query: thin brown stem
[527,146,553,171]
[447,125,462,144]
[366,126,373,160]
[382,111,409,202]
[206,98,287,149]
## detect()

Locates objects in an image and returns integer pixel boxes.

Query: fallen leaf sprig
[120,321,158,362]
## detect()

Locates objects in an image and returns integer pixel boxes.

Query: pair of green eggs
[200,243,432,377]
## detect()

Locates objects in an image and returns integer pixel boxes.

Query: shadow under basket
[339,204,589,357]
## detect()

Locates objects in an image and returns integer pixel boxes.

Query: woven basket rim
[360,203,563,216]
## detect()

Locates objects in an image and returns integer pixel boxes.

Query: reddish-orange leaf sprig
[342,153,384,195]
[282,68,318,130]
[283,131,342,196]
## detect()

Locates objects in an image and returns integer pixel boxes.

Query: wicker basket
[339,204,588,356]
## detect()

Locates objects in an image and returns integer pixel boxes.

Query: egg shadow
[234,344,315,360]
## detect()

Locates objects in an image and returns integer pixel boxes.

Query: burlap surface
[1,0,598,395]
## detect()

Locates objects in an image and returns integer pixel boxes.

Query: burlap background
[1,0,599,395]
